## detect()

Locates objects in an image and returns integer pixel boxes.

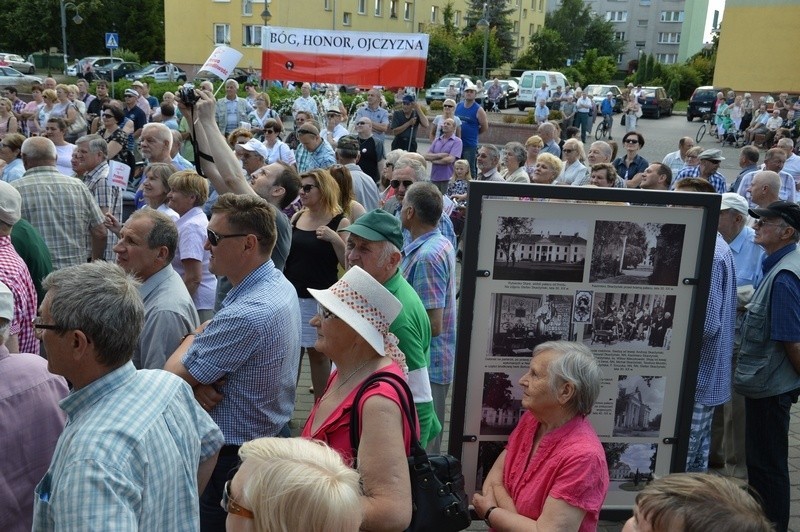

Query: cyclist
[600,92,616,140]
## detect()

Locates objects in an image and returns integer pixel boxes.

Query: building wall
[165,0,546,73]
[714,0,800,93]
[677,0,709,62]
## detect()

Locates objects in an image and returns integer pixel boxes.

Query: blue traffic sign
[105,33,119,50]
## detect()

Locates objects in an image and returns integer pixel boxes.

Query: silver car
[0,67,42,92]
[0,53,35,74]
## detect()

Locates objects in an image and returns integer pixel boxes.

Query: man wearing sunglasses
[294,123,336,173]
[352,117,384,183]
[323,108,348,149]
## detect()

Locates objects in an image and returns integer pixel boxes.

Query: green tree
[458,28,501,79]
[583,14,625,61]
[514,28,567,71]
[568,49,618,86]
[482,372,514,411]
[463,0,516,64]
[426,26,462,86]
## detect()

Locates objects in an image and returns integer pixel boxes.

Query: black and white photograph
[604,442,658,492]
[480,370,526,435]
[613,375,666,437]
[494,217,589,282]
[475,440,506,492]
[489,293,576,357]
[589,221,686,286]
[583,292,676,350]
[573,290,593,323]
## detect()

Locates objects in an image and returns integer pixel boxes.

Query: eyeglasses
[297,130,314,136]
[562,148,575,153]
[318,303,338,320]
[207,228,251,246]
[624,139,639,145]
[102,113,114,118]
[32,316,65,338]
[327,113,339,117]
[300,184,319,193]
[390,179,414,189]
[754,219,786,229]
[264,129,275,135]
[222,479,254,519]
[443,104,454,108]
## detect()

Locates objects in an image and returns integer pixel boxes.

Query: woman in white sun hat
[302,265,415,531]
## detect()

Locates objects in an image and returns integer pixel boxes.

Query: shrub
[429,100,444,111]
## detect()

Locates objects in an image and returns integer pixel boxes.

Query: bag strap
[349,371,427,465]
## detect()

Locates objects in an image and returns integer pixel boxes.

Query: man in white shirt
[292,83,318,122]
[662,137,695,176]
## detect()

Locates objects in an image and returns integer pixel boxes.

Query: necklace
[319,359,372,404]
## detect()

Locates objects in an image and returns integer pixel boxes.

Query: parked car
[484,79,519,109]
[0,67,43,92]
[517,70,569,111]
[687,85,732,121]
[195,67,252,85]
[639,86,674,119]
[67,56,124,77]
[0,53,35,74]
[584,84,623,113]
[126,62,187,83]
[425,75,471,105]
[95,61,142,81]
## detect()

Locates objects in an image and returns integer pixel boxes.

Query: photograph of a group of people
[583,292,676,349]
[488,293,575,357]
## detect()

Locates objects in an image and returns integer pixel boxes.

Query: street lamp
[477,4,489,80]
[60,1,83,74]
[261,3,272,90]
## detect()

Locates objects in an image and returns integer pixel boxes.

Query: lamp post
[60,1,83,75]
[261,4,272,90]
[476,3,489,80]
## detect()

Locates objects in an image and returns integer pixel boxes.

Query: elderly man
[114,209,199,369]
[476,144,505,182]
[42,118,75,176]
[235,138,268,177]
[71,134,120,261]
[400,182,457,454]
[639,162,672,191]
[391,94,429,152]
[746,170,782,211]
[170,129,195,170]
[215,79,254,136]
[335,135,380,211]
[12,137,106,269]
[574,89,594,143]
[140,122,173,165]
[0,280,68,532]
[662,137,695,175]
[33,261,224,530]
[538,122,561,157]
[291,82,318,122]
[165,193,300,530]
[341,209,440,448]
[424,117,462,193]
[737,149,795,207]
[671,148,727,194]
[322,108,348,148]
[355,88,390,144]
[559,95,576,140]
[534,99,550,125]
[294,123,336,173]
[775,138,800,183]
[573,141,625,187]
[730,146,760,194]
[455,81,488,178]
[0,182,38,355]
[122,88,148,138]
[131,80,156,118]
[353,117,385,183]
[735,201,800,531]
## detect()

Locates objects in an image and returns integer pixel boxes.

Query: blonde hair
[526,135,544,148]
[563,139,586,163]
[537,152,564,177]
[227,127,253,149]
[42,89,57,102]
[300,169,342,216]
[238,438,362,532]
[168,170,209,206]
[453,159,472,181]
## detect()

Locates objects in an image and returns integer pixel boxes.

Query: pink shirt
[503,412,608,532]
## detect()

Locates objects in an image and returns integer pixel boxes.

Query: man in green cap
[340,209,441,447]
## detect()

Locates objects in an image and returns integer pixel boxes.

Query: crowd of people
[0,75,795,531]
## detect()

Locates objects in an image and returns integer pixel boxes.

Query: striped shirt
[0,236,38,354]
[82,162,121,261]
[671,166,727,194]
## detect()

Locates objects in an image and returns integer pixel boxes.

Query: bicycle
[595,115,612,140]
[695,112,720,143]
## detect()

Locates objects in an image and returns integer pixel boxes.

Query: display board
[449,183,721,514]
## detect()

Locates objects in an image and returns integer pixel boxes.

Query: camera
[178,84,198,106]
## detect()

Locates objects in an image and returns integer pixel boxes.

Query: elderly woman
[226,438,362,532]
[614,131,649,187]
[558,139,587,185]
[381,148,406,202]
[97,104,132,164]
[531,153,564,184]
[588,162,617,187]
[248,92,282,140]
[623,93,642,133]
[50,84,83,143]
[167,170,217,321]
[262,118,296,167]
[429,98,462,141]
[524,135,543,181]
[473,341,608,531]
[0,133,25,182]
[501,142,530,183]
[302,266,413,531]
[284,169,350,400]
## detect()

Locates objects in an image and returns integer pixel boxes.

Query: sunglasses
[562,148,575,153]
[264,129,275,135]
[300,184,319,193]
[390,179,414,189]
[102,113,114,118]
[318,303,337,320]
[222,477,254,519]
[206,228,251,246]
[355,121,367,126]
[443,104,454,108]
[624,139,639,145]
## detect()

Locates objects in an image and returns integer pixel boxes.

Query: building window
[660,10,684,22]
[242,0,253,15]
[617,53,624,63]
[658,32,680,44]
[606,11,627,22]
[375,0,382,16]
[243,25,262,46]
[529,23,535,35]
[389,0,397,17]
[522,8,527,17]
[404,2,411,20]
[635,40,646,47]
[454,10,461,25]
[614,31,625,40]
[520,36,525,47]
[214,24,231,45]
[637,19,648,27]
[343,11,352,24]
[656,53,678,64]
[431,5,438,22]
[358,0,366,14]
[640,0,650,5]
[513,20,519,33]
[538,0,543,10]
[324,0,331,10]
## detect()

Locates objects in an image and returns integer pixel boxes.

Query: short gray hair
[405,181,442,226]
[590,141,612,162]
[127,209,179,263]
[142,122,173,152]
[480,144,501,163]
[504,142,527,166]
[376,239,401,266]
[533,340,602,416]
[75,134,108,157]
[42,262,144,368]
[21,136,57,164]
[394,156,428,182]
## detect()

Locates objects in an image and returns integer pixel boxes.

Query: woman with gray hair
[501,142,530,183]
[472,341,608,531]
[558,138,587,185]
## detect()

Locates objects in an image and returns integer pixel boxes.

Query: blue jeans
[575,113,591,142]
[745,390,800,532]
[462,145,477,180]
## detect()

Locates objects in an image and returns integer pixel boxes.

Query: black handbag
[350,371,471,532]
[620,114,626,126]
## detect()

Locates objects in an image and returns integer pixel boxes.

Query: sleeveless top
[284,212,344,298]
[455,101,480,147]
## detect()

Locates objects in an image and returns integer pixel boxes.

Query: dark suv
[687,86,732,122]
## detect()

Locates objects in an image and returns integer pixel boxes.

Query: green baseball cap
[340,209,403,250]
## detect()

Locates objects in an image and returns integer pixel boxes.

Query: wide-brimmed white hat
[309,266,402,358]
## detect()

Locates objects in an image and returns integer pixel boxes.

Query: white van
[517,70,569,111]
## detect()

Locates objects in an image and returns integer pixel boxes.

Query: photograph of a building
[613,375,665,438]
[604,442,658,492]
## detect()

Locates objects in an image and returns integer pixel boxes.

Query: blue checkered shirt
[295,139,337,173]
[735,169,796,208]
[401,229,457,384]
[183,261,301,444]
[32,363,224,530]
[695,234,737,406]
[671,165,727,194]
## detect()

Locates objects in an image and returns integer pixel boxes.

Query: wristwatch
[484,506,498,527]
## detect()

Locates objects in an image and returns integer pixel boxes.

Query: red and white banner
[261,27,428,88]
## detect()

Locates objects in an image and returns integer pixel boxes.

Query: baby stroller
[718,116,741,147]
